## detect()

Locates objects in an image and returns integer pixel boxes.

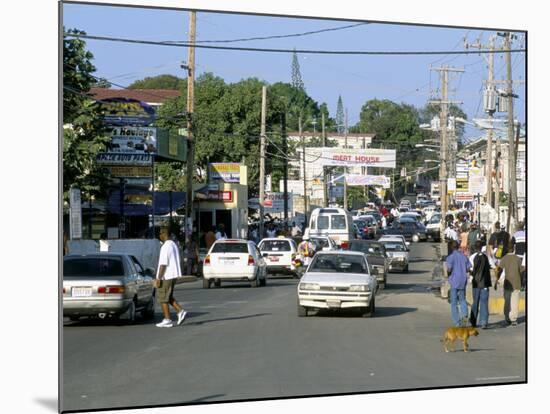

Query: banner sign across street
[345,174,391,188]
[317,148,396,169]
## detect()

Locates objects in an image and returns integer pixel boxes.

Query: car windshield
[383,242,406,252]
[259,240,291,252]
[429,215,441,224]
[309,254,367,274]
[354,220,366,229]
[211,243,249,253]
[349,243,385,257]
[64,257,125,277]
[331,215,347,229]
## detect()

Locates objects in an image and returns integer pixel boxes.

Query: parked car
[426,213,442,241]
[258,237,299,277]
[310,236,339,252]
[63,253,156,323]
[347,240,389,289]
[297,251,378,317]
[378,237,410,273]
[203,239,267,288]
[381,220,427,242]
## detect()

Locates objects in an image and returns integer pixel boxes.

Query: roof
[90,88,181,104]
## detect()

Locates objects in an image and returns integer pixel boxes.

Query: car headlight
[299,283,320,291]
[349,285,369,292]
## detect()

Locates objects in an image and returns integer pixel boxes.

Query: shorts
[157,279,177,303]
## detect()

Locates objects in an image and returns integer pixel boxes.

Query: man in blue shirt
[445,240,472,326]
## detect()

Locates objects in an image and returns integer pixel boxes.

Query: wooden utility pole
[504,32,518,231]
[184,11,196,244]
[282,112,289,222]
[429,66,464,242]
[300,116,308,226]
[322,112,328,207]
[343,109,348,211]
[259,86,267,239]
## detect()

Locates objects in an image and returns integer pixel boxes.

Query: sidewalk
[466,283,526,315]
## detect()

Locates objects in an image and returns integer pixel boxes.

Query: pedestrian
[155,226,187,328]
[381,214,387,229]
[459,223,469,255]
[469,240,493,329]
[266,224,277,238]
[496,241,525,326]
[445,240,472,327]
[205,226,216,250]
[488,222,510,264]
[291,221,301,237]
[511,221,526,289]
[250,226,259,244]
[444,223,459,243]
[215,223,228,240]
[467,223,480,255]
[297,229,315,267]
[185,235,199,275]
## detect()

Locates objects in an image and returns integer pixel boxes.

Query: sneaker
[156,319,173,328]
[177,310,187,326]
[511,321,518,326]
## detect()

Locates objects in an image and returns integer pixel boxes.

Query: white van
[308,208,355,249]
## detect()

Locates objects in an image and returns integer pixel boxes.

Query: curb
[175,276,199,284]
[466,287,525,315]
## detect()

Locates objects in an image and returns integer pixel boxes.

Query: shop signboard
[345,174,391,188]
[279,179,304,195]
[469,175,486,195]
[248,193,293,213]
[318,148,396,169]
[209,163,241,183]
[456,177,469,192]
[97,153,153,166]
[107,165,153,178]
[96,98,156,126]
[105,126,158,155]
[447,178,456,193]
[206,191,233,202]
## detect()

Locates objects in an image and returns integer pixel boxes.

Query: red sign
[206,191,233,202]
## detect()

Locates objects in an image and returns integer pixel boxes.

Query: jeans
[470,287,490,327]
[450,287,468,327]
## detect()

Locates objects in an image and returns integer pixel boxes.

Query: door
[215,210,232,238]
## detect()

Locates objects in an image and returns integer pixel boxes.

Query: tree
[129,74,186,90]
[63,29,111,201]
[336,95,345,133]
[291,49,305,91]
[92,77,112,88]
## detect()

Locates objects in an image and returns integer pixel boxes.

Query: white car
[203,239,267,288]
[378,236,410,273]
[378,234,410,246]
[258,237,298,277]
[310,236,339,252]
[297,251,378,317]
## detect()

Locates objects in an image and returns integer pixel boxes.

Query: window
[317,216,329,230]
[309,254,367,274]
[64,257,126,277]
[211,243,249,253]
[330,215,347,230]
[259,240,291,252]
[131,256,145,275]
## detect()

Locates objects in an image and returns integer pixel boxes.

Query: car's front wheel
[363,296,375,318]
[297,303,308,317]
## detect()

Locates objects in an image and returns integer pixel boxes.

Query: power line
[180,22,369,44]
[64,33,526,56]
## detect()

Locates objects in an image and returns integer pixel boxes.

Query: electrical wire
[64,32,526,56]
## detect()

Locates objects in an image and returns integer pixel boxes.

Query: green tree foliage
[63,29,111,201]
[128,74,186,90]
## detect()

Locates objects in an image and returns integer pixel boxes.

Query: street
[62,242,526,412]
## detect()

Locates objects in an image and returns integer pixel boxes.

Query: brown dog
[441,327,479,352]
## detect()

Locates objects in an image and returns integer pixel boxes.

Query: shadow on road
[186,312,271,326]
[34,398,57,412]
[313,306,417,318]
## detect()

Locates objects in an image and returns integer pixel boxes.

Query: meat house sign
[318,148,396,169]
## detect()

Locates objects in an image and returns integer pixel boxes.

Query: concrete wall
[67,239,162,271]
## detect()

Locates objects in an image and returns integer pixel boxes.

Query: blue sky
[63,2,526,140]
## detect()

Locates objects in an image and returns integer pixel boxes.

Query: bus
[308,208,355,249]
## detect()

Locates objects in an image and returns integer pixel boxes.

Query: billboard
[209,163,241,183]
[317,148,396,168]
[96,98,156,126]
[106,126,158,155]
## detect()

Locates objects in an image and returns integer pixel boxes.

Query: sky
[62,2,526,141]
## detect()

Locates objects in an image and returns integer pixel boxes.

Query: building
[90,88,181,111]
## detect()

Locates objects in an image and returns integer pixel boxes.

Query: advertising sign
[279,180,304,195]
[206,191,233,202]
[456,178,469,192]
[69,188,82,240]
[108,165,153,178]
[97,153,153,166]
[318,148,396,169]
[96,98,156,126]
[469,175,486,195]
[106,126,157,154]
[345,174,391,188]
[209,163,241,183]
[249,192,293,213]
[447,178,456,193]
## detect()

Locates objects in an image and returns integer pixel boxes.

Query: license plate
[222,260,237,265]
[327,300,341,308]
[72,287,92,297]
[269,257,279,262]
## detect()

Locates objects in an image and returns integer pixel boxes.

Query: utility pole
[322,112,328,207]
[503,32,518,231]
[429,66,464,242]
[259,86,267,239]
[282,112,289,222]
[343,109,348,211]
[300,116,308,227]
[184,11,196,245]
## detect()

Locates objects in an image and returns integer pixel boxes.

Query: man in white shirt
[155,227,186,328]
[444,224,459,242]
[215,223,228,240]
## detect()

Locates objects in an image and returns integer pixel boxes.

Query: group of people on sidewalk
[444,220,526,329]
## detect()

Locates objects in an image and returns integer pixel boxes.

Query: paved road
[62,242,526,412]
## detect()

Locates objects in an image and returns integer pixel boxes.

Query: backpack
[494,231,507,259]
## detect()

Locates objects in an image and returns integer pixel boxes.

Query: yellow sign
[169,135,178,156]
[109,166,152,177]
